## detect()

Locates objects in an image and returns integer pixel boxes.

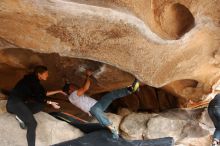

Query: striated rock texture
[0,0,220,104]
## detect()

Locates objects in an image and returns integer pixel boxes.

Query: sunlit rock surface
[0,0,220,103]
[0,1,219,145]
[0,112,84,146]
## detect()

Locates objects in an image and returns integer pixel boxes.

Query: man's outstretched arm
[77,70,92,96]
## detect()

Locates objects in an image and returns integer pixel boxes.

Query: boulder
[91,112,122,132]
[120,112,153,140]
[119,109,214,145]
[0,0,220,103]
[0,100,7,114]
[145,115,188,141]
[0,112,84,146]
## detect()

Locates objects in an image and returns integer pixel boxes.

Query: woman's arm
[46,90,67,96]
[47,100,60,109]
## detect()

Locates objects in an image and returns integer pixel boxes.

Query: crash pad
[53,130,174,146]
[50,112,174,146]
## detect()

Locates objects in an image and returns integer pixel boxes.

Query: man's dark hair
[62,83,70,94]
[34,65,48,74]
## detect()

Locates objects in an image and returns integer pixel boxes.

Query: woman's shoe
[15,116,27,129]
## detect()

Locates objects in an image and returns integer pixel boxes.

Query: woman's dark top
[8,73,47,104]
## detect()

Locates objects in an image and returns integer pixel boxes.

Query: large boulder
[119,108,215,145]
[0,0,220,104]
[120,112,153,140]
[0,112,84,146]
[145,115,188,140]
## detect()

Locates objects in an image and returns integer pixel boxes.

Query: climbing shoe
[127,79,140,93]
[15,115,27,129]
[108,125,119,139]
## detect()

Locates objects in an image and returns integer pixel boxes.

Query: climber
[62,70,140,139]
[6,65,66,146]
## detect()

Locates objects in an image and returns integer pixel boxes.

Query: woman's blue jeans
[90,88,130,127]
[208,105,220,140]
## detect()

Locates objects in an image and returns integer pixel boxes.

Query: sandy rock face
[0,0,220,103]
[0,112,84,146]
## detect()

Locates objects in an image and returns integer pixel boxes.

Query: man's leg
[93,78,140,112]
[90,104,111,126]
[90,80,140,139]
[6,102,37,146]
[90,104,119,139]
[90,88,134,139]
[97,88,130,111]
